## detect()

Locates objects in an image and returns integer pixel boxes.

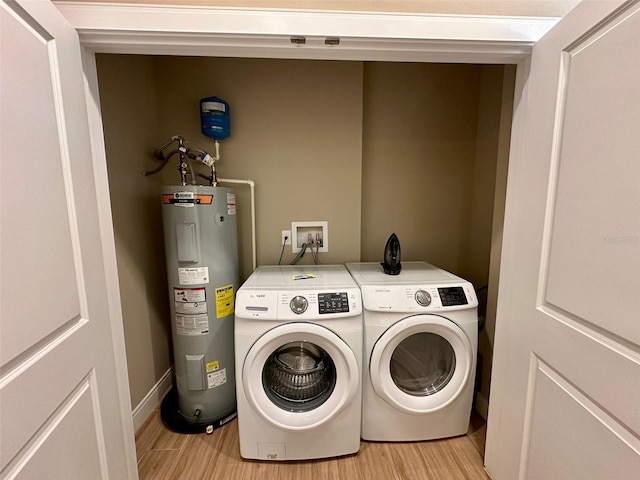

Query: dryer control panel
[437,286,468,306]
[360,282,477,312]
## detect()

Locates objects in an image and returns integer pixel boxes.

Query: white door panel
[525,361,640,479]
[0,0,80,365]
[534,311,640,436]
[486,1,640,478]
[0,1,136,478]
[9,377,105,480]
[543,3,640,344]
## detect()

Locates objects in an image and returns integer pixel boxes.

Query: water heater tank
[161,184,238,430]
[200,96,231,140]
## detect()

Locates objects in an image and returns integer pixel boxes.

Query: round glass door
[262,341,336,412]
[390,332,456,396]
[243,323,359,431]
[370,314,472,414]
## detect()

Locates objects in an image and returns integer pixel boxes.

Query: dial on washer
[290,295,309,314]
[414,290,432,306]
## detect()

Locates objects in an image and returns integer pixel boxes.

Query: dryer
[345,261,478,441]
[235,265,362,460]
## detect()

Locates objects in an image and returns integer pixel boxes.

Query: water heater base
[160,386,237,435]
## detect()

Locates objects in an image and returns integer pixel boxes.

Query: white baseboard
[132,368,174,432]
[475,392,489,421]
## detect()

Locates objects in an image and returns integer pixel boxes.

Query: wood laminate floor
[135,409,489,480]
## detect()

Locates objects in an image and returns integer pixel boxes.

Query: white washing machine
[345,261,478,442]
[234,265,362,460]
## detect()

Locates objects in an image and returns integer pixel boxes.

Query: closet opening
[94,53,515,434]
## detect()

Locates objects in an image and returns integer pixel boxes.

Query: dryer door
[370,314,472,414]
[243,322,359,431]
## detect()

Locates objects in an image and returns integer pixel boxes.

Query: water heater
[162,184,238,430]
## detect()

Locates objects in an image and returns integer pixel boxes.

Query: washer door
[243,322,359,431]
[370,314,472,414]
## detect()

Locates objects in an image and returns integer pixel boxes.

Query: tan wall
[361,62,482,273]
[461,66,505,289]
[96,54,173,408]
[465,65,513,405]
[98,54,508,411]
[482,65,517,403]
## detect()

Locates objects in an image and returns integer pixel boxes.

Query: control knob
[290,295,308,314]
[414,290,432,306]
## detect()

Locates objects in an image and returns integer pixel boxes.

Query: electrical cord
[278,235,288,265]
[475,285,488,332]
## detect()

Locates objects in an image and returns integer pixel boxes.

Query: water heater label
[215,284,234,318]
[178,267,209,285]
[174,287,206,303]
[227,193,236,215]
[174,287,207,314]
[206,361,219,372]
[175,301,207,315]
[207,368,227,389]
[175,314,209,335]
[162,193,213,205]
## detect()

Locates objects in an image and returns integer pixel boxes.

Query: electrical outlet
[291,221,328,253]
[281,230,291,245]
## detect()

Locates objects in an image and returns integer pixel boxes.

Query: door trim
[56,2,561,63]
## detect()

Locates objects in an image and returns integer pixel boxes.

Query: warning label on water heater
[227,193,236,215]
[215,284,234,318]
[175,314,209,336]
[174,287,206,303]
[174,287,207,314]
[206,361,219,372]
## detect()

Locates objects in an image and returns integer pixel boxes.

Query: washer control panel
[318,292,350,314]
[236,287,362,319]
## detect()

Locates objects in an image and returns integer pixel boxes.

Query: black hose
[290,243,308,265]
[142,149,181,176]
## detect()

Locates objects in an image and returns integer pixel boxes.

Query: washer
[345,261,478,442]
[235,265,362,460]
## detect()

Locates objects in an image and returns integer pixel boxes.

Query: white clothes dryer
[235,265,362,460]
[345,262,478,441]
